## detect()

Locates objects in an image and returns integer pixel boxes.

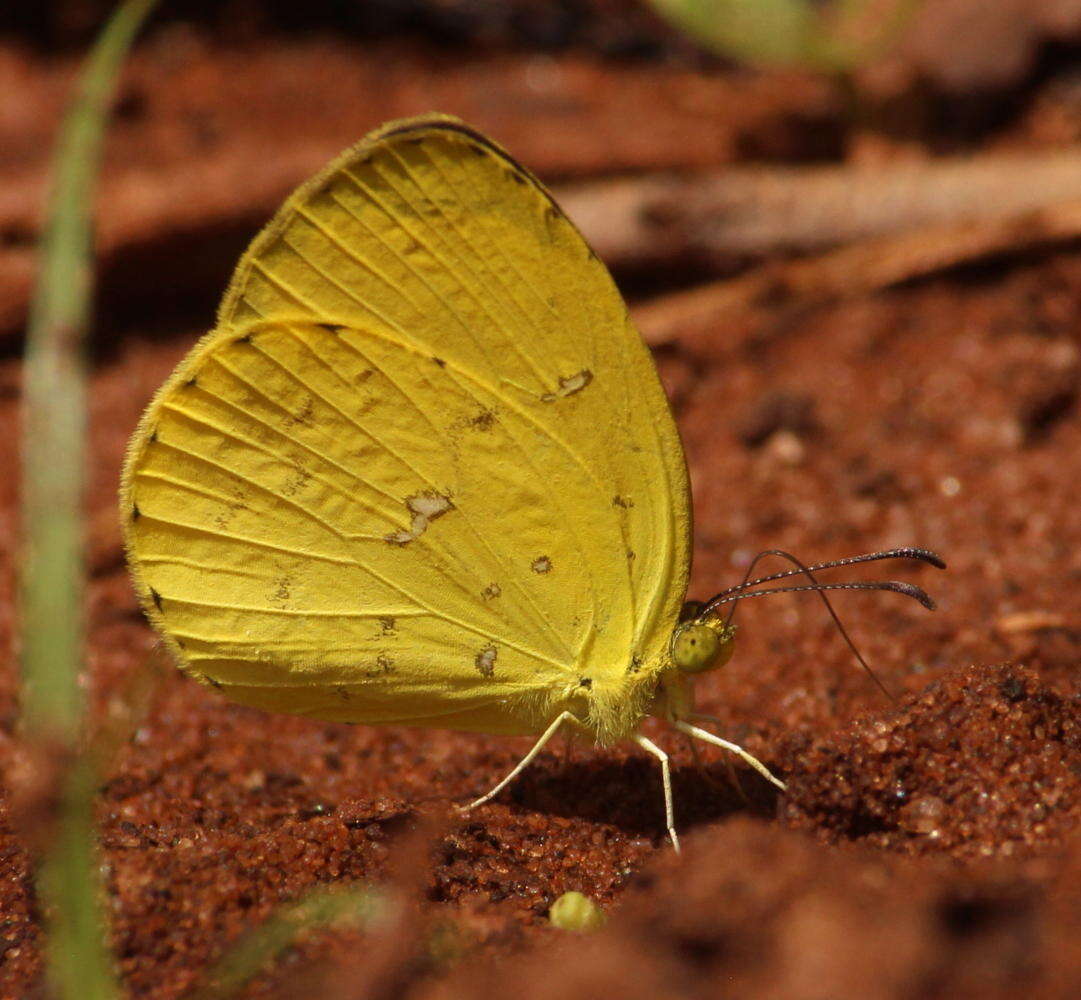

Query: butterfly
[120,114,942,850]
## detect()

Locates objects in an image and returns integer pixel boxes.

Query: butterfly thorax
[649,670,694,723]
[548,658,676,747]
[556,606,735,745]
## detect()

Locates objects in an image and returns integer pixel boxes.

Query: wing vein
[322,184,524,392]
[332,330,580,660]
[356,158,556,393]
[259,324,574,659]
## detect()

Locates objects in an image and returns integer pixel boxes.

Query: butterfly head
[667,547,945,696]
[669,606,736,676]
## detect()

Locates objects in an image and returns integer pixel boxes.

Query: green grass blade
[22,0,154,740]
[648,0,816,66]
[20,2,157,998]
[189,886,388,1000]
[39,758,119,1000]
[645,0,917,71]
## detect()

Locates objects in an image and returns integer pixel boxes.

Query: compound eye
[671,622,734,674]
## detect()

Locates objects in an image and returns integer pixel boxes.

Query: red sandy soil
[1,16,1080,1000]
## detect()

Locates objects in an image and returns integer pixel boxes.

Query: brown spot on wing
[385,491,454,545]
[470,408,497,431]
[474,644,498,678]
[541,370,593,402]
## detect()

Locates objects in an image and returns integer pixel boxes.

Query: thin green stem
[22,0,155,737]
[644,0,918,72]
[189,887,387,1000]
[21,2,157,998]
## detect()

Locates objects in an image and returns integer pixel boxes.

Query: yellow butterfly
[121,115,942,850]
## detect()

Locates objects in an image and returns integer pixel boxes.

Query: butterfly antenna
[705,547,945,604]
[711,579,936,611]
[701,548,943,703]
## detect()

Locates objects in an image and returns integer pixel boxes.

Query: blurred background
[8,0,1081,337]
[2,3,1080,998]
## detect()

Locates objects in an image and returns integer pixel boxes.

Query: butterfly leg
[684,732,750,805]
[633,734,680,853]
[688,712,751,802]
[463,710,576,811]
[672,719,786,791]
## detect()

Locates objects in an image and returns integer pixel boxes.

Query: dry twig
[633,198,1081,346]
